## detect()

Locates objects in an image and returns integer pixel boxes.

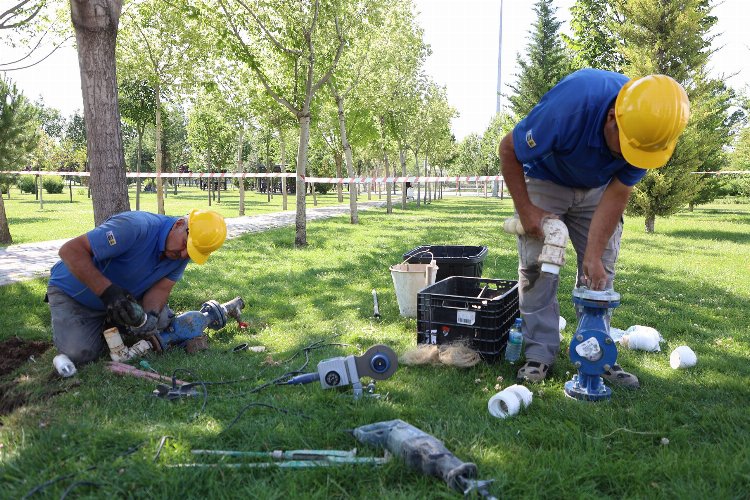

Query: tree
[564,0,625,72]
[506,0,572,119]
[0,0,45,30]
[118,0,193,215]
[0,77,39,243]
[216,0,345,247]
[118,78,156,210]
[616,0,734,231]
[70,0,129,225]
[186,92,235,206]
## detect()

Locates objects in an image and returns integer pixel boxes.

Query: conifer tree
[0,78,39,243]
[506,0,572,119]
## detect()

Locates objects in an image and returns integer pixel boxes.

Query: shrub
[18,175,37,194]
[42,176,65,194]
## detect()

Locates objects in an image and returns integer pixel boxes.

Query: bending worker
[46,209,227,364]
[498,69,689,386]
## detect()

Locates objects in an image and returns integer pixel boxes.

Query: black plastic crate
[403,245,488,282]
[417,277,519,362]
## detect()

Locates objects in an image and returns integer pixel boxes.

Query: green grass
[1,197,749,498]
[1,183,361,245]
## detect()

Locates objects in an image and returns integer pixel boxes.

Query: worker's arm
[59,233,145,326]
[141,277,176,314]
[499,131,552,239]
[583,178,633,290]
[58,235,111,295]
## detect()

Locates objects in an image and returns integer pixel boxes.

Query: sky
[2,0,750,141]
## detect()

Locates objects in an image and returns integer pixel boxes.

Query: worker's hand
[582,256,608,290]
[129,312,159,337]
[100,284,146,327]
[518,206,555,240]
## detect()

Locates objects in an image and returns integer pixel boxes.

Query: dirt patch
[0,337,51,378]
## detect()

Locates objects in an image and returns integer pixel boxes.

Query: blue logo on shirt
[106,231,116,246]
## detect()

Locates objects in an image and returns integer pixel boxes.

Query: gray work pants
[516,177,622,365]
[47,285,173,365]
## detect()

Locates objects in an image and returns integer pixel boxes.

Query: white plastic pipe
[670,346,697,369]
[621,326,662,352]
[104,327,153,362]
[503,216,569,274]
[487,384,533,419]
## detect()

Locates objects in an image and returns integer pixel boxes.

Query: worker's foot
[602,364,640,389]
[516,361,550,383]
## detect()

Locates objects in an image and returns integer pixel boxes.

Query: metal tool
[169,448,390,469]
[372,289,381,318]
[285,345,398,399]
[564,287,620,401]
[353,419,496,499]
[152,383,201,400]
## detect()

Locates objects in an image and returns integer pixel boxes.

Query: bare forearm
[58,235,111,295]
[499,132,532,213]
[141,278,176,313]
[586,180,632,261]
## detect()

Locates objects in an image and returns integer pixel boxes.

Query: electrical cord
[22,442,144,499]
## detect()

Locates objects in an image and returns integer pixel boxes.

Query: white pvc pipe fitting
[488,384,533,419]
[621,326,662,352]
[670,345,697,369]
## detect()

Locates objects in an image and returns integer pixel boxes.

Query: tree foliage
[507,0,572,119]
[615,0,734,231]
[564,0,625,72]
[0,76,39,243]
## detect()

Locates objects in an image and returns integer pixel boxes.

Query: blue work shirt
[48,211,189,310]
[512,68,647,188]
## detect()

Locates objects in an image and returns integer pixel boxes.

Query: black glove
[100,284,146,327]
[129,311,159,337]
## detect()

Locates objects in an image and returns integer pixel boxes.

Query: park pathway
[0,201,386,287]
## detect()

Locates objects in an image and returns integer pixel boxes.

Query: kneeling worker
[47,209,227,364]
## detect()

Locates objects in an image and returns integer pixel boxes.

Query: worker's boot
[602,364,640,388]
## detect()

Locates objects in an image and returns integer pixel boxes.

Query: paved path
[0,201,386,287]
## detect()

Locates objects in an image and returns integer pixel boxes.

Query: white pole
[496,0,504,114]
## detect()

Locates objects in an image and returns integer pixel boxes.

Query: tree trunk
[278,126,288,211]
[0,195,12,244]
[399,147,407,209]
[38,175,44,210]
[237,125,245,216]
[70,0,129,225]
[335,95,358,224]
[378,116,392,214]
[645,215,655,233]
[136,128,142,211]
[154,79,164,214]
[415,152,421,208]
[334,152,343,202]
[295,114,310,247]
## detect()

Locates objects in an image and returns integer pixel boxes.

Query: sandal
[602,364,640,389]
[516,361,550,383]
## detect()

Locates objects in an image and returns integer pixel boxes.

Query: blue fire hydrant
[564,287,620,401]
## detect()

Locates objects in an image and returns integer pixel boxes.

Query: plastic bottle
[53,354,77,377]
[504,317,524,364]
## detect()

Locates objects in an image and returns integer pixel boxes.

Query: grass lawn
[1,196,749,498]
[1,183,365,245]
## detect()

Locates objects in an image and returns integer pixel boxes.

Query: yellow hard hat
[615,74,690,169]
[186,209,226,265]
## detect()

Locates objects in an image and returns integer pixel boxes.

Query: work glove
[100,284,145,327]
[128,311,159,337]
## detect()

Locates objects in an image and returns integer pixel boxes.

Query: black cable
[170,368,208,418]
[221,402,310,433]
[22,442,144,499]
[60,481,103,500]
